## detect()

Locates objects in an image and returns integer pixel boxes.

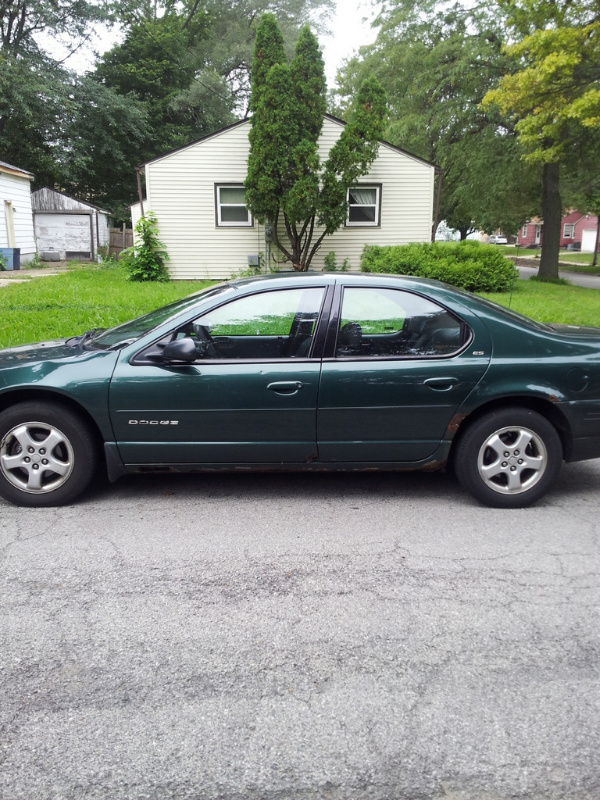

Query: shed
[132,115,437,280]
[31,188,111,261]
[0,160,36,266]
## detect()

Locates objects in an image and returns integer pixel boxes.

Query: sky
[321,1,379,85]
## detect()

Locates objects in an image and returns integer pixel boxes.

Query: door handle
[423,376,458,391]
[267,381,303,395]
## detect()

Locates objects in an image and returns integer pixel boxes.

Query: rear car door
[317,284,492,462]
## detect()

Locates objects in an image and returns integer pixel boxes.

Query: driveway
[516,261,600,289]
[1,466,599,800]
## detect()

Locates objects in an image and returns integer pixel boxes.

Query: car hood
[0,339,82,365]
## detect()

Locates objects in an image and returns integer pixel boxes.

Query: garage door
[34,213,92,259]
[581,228,598,253]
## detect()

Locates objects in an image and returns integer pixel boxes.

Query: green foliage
[360,241,518,292]
[121,214,170,282]
[323,251,350,271]
[0,253,6,271]
[246,14,386,270]
[334,2,540,239]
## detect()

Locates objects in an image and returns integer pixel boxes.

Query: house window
[347,186,381,226]
[216,185,252,227]
[522,224,528,237]
[563,223,575,238]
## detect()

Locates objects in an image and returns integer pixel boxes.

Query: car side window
[186,287,325,360]
[336,287,466,358]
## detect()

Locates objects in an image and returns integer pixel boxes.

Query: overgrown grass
[0,262,214,348]
[480,279,600,328]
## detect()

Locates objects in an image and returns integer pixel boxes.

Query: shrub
[360,240,518,292]
[121,213,170,282]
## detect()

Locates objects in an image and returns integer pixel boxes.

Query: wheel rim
[477,425,547,495]
[0,421,74,494]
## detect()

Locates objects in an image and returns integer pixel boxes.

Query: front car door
[317,283,492,463]
[109,285,329,466]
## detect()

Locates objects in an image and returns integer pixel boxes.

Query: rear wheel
[0,402,98,507]
[454,407,563,508]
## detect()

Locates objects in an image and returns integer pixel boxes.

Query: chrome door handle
[267,381,303,395]
[423,376,458,391]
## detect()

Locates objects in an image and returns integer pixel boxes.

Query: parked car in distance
[1,272,599,508]
[488,235,508,245]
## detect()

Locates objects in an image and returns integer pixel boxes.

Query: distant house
[31,188,110,261]
[518,213,600,252]
[131,115,437,280]
[0,160,36,266]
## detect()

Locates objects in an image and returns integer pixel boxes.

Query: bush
[360,241,518,292]
[120,213,170,282]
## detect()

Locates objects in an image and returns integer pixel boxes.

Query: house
[0,160,36,267]
[518,213,600,252]
[131,115,437,280]
[31,188,111,262]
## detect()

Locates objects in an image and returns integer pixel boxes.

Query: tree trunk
[457,226,470,241]
[538,162,561,281]
[592,215,600,268]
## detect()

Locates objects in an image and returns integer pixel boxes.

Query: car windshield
[89,284,233,349]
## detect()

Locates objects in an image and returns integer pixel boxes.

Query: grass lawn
[1,261,599,349]
[0,262,213,349]
[480,279,600,328]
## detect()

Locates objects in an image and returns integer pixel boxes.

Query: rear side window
[336,287,467,358]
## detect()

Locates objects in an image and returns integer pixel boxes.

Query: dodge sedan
[1,272,599,508]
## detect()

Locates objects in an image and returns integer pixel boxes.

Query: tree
[483,0,600,279]
[334,1,540,240]
[245,14,386,270]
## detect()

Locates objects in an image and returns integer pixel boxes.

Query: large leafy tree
[483,0,600,279]
[334,1,540,240]
[245,14,386,270]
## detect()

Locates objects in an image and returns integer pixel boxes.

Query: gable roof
[31,187,109,214]
[0,160,34,180]
[137,114,438,171]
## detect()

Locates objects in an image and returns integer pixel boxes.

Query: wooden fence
[109,227,133,259]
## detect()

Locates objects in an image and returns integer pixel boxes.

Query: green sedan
[1,272,599,508]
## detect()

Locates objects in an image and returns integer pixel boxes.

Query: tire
[454,407,563,508]
[0,401,98,507]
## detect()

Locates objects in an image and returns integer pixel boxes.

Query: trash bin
[0,248,21,270]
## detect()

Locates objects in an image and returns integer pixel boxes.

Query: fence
[109,227,133,259]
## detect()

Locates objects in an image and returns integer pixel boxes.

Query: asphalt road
[1,464,599,800]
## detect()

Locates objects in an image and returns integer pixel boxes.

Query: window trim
[563,223,575,238]
[327,285,471,361]
[215,183,253,227]
[522,224,528,237]
[345,184,382,227]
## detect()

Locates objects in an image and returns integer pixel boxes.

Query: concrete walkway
[0,263,71,288]
[515,261,600,289]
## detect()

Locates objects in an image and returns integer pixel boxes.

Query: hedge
[360,241,518,292]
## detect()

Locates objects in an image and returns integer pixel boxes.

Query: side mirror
[161,338,197,363]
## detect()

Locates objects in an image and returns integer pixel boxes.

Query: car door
[109,285,329,465]
[317,284,492,462]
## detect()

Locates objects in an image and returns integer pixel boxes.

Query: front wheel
[0,402,98,507]
[454,407,563,508]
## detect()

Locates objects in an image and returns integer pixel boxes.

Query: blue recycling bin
[0,248,20,270]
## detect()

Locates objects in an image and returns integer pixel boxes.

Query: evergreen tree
[246,15,386,270]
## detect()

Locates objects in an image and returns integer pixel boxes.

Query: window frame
[522,224,528,237]
[345,184,382,228]
[324,285,471,361]
[563,223,575,239]
[215,183,253,228]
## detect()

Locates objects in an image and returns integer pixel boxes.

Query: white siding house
[132,115,436,280]
[31,188,110,261]
[0,160,36,266]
